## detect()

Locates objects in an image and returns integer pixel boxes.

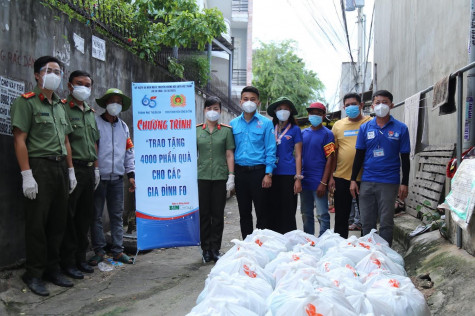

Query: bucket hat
[96,88,131,112]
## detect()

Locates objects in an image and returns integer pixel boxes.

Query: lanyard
[274,124,291,145]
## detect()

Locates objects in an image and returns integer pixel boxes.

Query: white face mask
[276,109,290,122]
[106,103,122,116]
[374,103,390,117]
[242,101,257,113]
[72,85,91,101]
[42,72,62,91]
[205,110,220,122]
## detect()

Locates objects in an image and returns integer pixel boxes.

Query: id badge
[373,148,385,157]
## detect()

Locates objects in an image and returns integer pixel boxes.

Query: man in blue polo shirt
[230,86,276,239]
[350,90,410,245]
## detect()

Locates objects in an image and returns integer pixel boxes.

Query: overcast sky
[253,0,374,111]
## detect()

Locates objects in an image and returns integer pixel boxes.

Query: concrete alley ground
[1,195,475,315]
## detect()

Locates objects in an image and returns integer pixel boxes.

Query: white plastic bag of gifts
[193,276,268,315]
[316,254,355,274]
[292,242,323,259]
[284,229,319,247]
[243,230,290,261]
[365,279,431,316]
[273,260,322,286]
[218,239,270,267]
[313,230,345,255]
[264,251,319,274]
[187,297,259,316]
[266,287,357,316]
[273,268,337,293]
[325,239,374,264]
[359,229,405,267]
[208,256,275,287]
[362,269,413,290]
[359,228,389,246]
[197,272,273,304]
[356,251,407,276]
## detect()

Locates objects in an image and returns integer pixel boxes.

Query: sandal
[348,223,362,231]
[113,253,133,264]
[88,253,104,266]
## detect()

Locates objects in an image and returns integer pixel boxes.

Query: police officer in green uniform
[196,96,235,263]
[59,70,100,279]
[11,56,77,296]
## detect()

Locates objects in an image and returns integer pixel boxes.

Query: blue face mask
[345,105,360,119]
[308,115,323,127]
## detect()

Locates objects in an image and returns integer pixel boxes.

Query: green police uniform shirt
[10,86,73,157]
[63,96,100,162]
[196,123,235,180]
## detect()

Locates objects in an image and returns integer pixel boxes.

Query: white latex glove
[21,169,38,200]
[226,174,235,191]
[68,167,77,193]
[94,167,100,190]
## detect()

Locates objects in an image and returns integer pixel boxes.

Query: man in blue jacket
[230,86,276,239]
[89,88,135,265]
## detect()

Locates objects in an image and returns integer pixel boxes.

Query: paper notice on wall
[438,159,475,230]
[92,35,106,61]
[0,77,25,136]
[73,33,85,54]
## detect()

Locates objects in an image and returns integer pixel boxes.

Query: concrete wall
[0,0,236,267]
[373,0,475,254]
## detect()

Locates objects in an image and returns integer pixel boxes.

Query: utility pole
[357,6,366,94]
[467,0,475,148]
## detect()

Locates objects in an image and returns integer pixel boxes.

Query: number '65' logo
[142,95,157,108]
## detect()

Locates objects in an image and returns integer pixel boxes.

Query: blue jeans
[300,190,330,236]
[91,178,124,256]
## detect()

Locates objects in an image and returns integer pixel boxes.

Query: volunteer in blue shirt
[266,97,302,234]
[301,102,335,236]
[350,90,410,246]
[230,86,276,239]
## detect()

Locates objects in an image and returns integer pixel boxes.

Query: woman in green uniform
[196,96,235,263]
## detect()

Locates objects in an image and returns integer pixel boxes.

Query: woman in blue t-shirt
[265,96,303,233]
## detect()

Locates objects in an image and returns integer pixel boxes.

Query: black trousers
[235,166,269,239]
[267,175,297,234]
[333,177,359,239]
[198,179,227,251]
[25,158,68,278]
[60,165,95,266]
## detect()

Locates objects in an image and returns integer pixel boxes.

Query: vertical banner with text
[132,82,199,250]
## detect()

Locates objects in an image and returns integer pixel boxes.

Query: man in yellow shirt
[329,93,371,238]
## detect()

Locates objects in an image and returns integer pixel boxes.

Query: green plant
[167,57,184,79]
[41,0,226,67]
[180,55,210,88]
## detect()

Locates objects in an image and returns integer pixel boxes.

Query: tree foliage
[252,41,325,116]
[42,0,226,58]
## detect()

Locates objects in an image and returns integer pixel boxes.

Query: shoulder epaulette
[220,123,232,128]
[21,92,35,99]
[196,123,204,127]
[60,99,67,104]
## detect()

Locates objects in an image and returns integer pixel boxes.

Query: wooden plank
[405,206,420,218]
[412,178,444,192]
[411,187,440,202]
[418,157,452,165]
[418,151,455,158]
[416,172,446,184]
[408,195,439,209]
[420,144,455,151]
[422,164,447,174]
